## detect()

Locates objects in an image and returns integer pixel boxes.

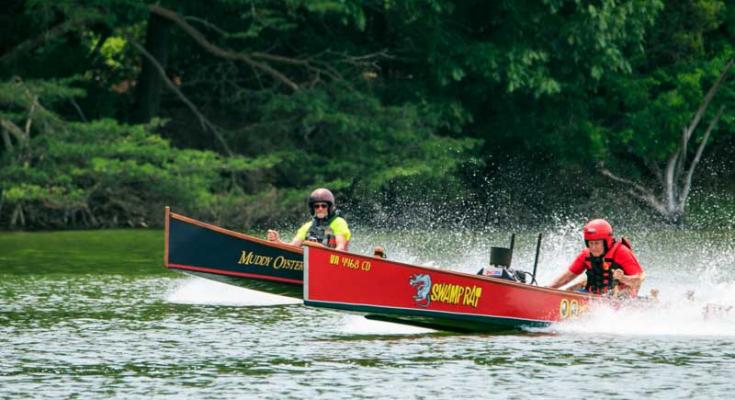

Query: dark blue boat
[164,207,304,298]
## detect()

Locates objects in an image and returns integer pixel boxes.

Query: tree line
[1,0,734,230]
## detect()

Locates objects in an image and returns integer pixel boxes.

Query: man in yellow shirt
[266,188,351,251]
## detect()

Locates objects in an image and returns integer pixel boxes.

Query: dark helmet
[308,188,336,216]
[583,219,614,250]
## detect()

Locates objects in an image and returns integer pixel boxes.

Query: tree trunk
[601,59,732,224]
[132,13,171,123]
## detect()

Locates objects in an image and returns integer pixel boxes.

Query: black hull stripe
[167,263,303,284]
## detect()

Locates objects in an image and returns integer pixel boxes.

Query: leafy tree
[0,78,274,229]
[2,0,734,229]
[593,0,735,222]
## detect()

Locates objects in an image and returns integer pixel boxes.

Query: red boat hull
[304,243,593,332]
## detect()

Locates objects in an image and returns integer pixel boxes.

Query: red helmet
[583,219,614,249]
[308,188,336,216]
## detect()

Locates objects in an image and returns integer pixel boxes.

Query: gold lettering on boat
[327,255,371,272]
[559,299,570,319]
[430,283,482,308]
[570,300,579,317]
[237,251,273,267]
[273,256,303,271]
[463,286,482,307]
[341,257,360,269]
[560,298,586,319]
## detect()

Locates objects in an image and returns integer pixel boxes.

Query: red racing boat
[303,242,594,332]
[164,207,304,298]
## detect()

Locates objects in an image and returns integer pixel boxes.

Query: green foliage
[250,83,479,190]
[594,0,735,172]
[0,81,274,228]
[2,0,735,229]
[382,0,662,96]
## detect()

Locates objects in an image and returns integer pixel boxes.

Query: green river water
[1,228,734,399]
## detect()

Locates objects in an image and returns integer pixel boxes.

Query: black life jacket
[306,214,338,248]
[584,238,631,295]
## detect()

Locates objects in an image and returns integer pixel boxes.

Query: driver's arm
[547,270,577,289]
[334,235,347,251]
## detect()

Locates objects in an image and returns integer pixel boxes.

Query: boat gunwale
[165,207,304,256]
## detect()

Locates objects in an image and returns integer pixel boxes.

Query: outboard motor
[490,246,512,269]
[478,235,531,283]
[493,247,527,283]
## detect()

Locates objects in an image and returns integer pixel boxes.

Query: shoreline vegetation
[1,1,734,231]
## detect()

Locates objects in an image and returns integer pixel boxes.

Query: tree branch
[250,52,311,66]
[70,98,88,122]
[0,12,102,65]
[148,4,300,91]
[25,100,37,137]
[1,126,13,151]
[663,152,677,211]
[184,16,228,36]
[127,38,234,156]
[674,60,733,186]
[599,166,668,214]
[599,166,654,198]
[674,127,687,187]
[678,105,724,209]
[0,119,27,143]
[682,59,733,144]
[623,187,667,216]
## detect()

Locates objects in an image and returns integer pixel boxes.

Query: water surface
[1,228,734,399]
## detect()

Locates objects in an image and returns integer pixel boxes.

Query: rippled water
[1,227,734,399]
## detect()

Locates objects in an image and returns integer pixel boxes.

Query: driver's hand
[266,230,280,242]
[612,269,624,280]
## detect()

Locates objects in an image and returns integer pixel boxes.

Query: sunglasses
[313,203,329,210]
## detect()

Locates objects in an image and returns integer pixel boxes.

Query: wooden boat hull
[303,243,594,332]
[164,207,303,298]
